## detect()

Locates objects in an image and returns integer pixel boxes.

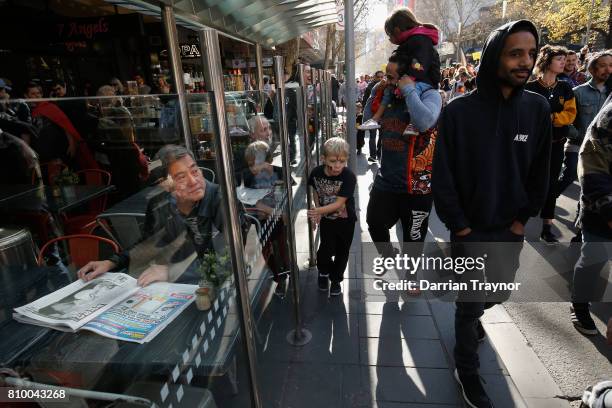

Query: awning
[106,0,338,47]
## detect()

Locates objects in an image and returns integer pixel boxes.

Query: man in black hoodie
[432,20,552,408]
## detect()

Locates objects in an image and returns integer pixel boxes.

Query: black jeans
[366,187,433,257]
[557,150,578,196]
[451,228,523,375]
[368,129,381,158]
[288,119,297,161]
[317,218,356,283]
[540,141,565,220]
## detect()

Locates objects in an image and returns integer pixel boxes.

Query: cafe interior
[0,0,338,407]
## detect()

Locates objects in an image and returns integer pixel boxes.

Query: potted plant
[52,168,80,197]
[195,250,231,310]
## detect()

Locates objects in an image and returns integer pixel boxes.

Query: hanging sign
[336,4,344,31]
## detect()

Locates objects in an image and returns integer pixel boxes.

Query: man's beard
[499,68,531,88]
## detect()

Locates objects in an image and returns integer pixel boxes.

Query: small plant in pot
[195,250,231,311]
[52,169,80,196]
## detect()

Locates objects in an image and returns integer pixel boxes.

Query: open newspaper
[14,273,197,344]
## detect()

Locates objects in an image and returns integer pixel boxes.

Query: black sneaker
[454,369,493,408]
[570,305,598,336]
[275,278,287,298]
[570,232,583,243]
[477,320,486,343]
[318,273,329,292]
[540,230,559,244]
[330,281,342,296]
[367,156,377,163]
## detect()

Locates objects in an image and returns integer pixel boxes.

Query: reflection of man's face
[52,84,66,97]
[251,117,272,143]
[168,155,206,204]
[305,67,312,84]
[0,87,9,101]
[25,86,42,99]
[25,86,42,107]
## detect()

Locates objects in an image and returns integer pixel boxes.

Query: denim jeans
[572,230,612,303]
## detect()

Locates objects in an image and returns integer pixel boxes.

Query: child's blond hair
[244,141,272,165]
[322,137,349,158]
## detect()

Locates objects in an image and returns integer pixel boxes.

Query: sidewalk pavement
[252,152,576,408]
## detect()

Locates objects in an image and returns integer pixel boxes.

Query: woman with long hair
[525,45,577,242]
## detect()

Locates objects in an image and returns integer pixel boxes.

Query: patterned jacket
[577,100,612,238]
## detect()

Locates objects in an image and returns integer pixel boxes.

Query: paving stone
[281,362,344,408]
[428,300,509,376]
[358,312,438,340]
[342,365,460,405]
[359,338,448,368]
[483,322,565,398]
[480,374,528,408]
[523,398,571,408]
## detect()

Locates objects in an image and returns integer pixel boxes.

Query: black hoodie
[432,20,552,233]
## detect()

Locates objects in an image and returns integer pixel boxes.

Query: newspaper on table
[14,273,197,344]
[236,185,272,206]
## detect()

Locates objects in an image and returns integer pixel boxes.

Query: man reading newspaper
[78,144,235,286]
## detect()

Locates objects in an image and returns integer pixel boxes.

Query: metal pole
[274,56,312,347]
[344,0,357,174]
[318,69,325,142]
[322,69,330,141]
[456,23,462,62]
[326,71,333,140]
[312,69,321,166]
[162,5,193,152]
[255,44,264,90]
[584,0,596,45]
[299,64,317,268]
[200,27,262,408]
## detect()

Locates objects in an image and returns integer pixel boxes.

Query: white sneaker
[403,124,419,136]
[358,119,380,130]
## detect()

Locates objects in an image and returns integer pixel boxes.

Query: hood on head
[475,20,539,100]
[394,26,439,46]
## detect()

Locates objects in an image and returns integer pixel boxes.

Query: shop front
[0,1,338,407]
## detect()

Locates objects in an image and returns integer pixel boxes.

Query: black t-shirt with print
[308,165,357,221]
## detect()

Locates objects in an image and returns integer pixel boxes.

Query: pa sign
[180,44,201,59]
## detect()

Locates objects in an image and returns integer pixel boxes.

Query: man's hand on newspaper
[138,264,169,287]
[78,260,117,281]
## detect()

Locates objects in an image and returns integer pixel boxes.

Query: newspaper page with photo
[80,282,197,343]
[14,273,138,331]
[14,274,197,343]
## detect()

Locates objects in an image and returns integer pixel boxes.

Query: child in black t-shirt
[307,137,357,296]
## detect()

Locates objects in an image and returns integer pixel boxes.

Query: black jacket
[393,28,441,89]
[432,20,552,233]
